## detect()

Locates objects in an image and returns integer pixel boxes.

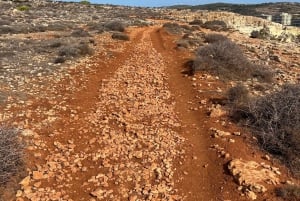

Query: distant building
[272,13,293,26]
[260,14,272,21]
[281,13,292,26]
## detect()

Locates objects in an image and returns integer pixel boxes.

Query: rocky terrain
[168,2,300,27]
[0,1,300,201]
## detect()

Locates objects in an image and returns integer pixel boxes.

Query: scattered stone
[210,128,231,138]
[263,155,271,161]
[19,176,31,187]
[32,171,44,180]
[228,159,280,197]
[91,188,104,199]
[245,189,257,200]
[209,105,226,118]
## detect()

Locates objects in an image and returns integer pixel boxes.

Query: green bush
[16,5,30,12]
[80,0,90,5]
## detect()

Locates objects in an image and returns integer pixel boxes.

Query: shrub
[163,22,182,35]
[54,57,66,64]
[111,32,129,41]
[58,43,93,57]
[131,20,150,27]
[176,39,190,49]
[231,84,300,176]
[0,127,24,185]
[193,40,273,82]
[276,185,300,201]
[80,0,90,5]
[250,26,272,40]
[189,19,203,26]
[104,21,125,32]
[47,23,67,32]
[87,23,105,33]
[251,64,274,83]
[193,40,252,80]
[180,24,193,32]
[204,33,229,43]
[202,20,228,31]
[227,84,249,105]
[16,5,30,12]
[49,41,63,48]
[71,28,91,37]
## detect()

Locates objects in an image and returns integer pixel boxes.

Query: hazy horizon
[64,0,300,7]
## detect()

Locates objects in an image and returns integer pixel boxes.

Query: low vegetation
[71,28,91,37]
[16,5,30,12]
[80,0,90,5]
[250,26,272,40]
[204,33,229,43]
[227,84,300,176]
[163,23,194,35]
[55,42,93,63]
[111,32,129,41]
[163,23,183,34]
[0,127,24,185]
[189,19,203,26]
[276,184,300,201]
[104,21,126,32]
[192,39,273,82]
[202,20,228,31]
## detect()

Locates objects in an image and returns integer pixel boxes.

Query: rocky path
[13,27,204,201]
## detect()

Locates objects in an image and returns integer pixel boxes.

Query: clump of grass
[276,185,300,201]
[16,5,30,12]
[111,32,129,41]
[228,84,300,176]
[0,127,24,185]
[204,33,229,43]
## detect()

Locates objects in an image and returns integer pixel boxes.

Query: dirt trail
[13,27,225,201]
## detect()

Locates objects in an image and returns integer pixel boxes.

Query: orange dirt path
[11,27,244,201]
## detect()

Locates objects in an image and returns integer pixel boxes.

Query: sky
[69,0,300,7]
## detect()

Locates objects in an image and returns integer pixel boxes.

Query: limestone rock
[228,159,280,195]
